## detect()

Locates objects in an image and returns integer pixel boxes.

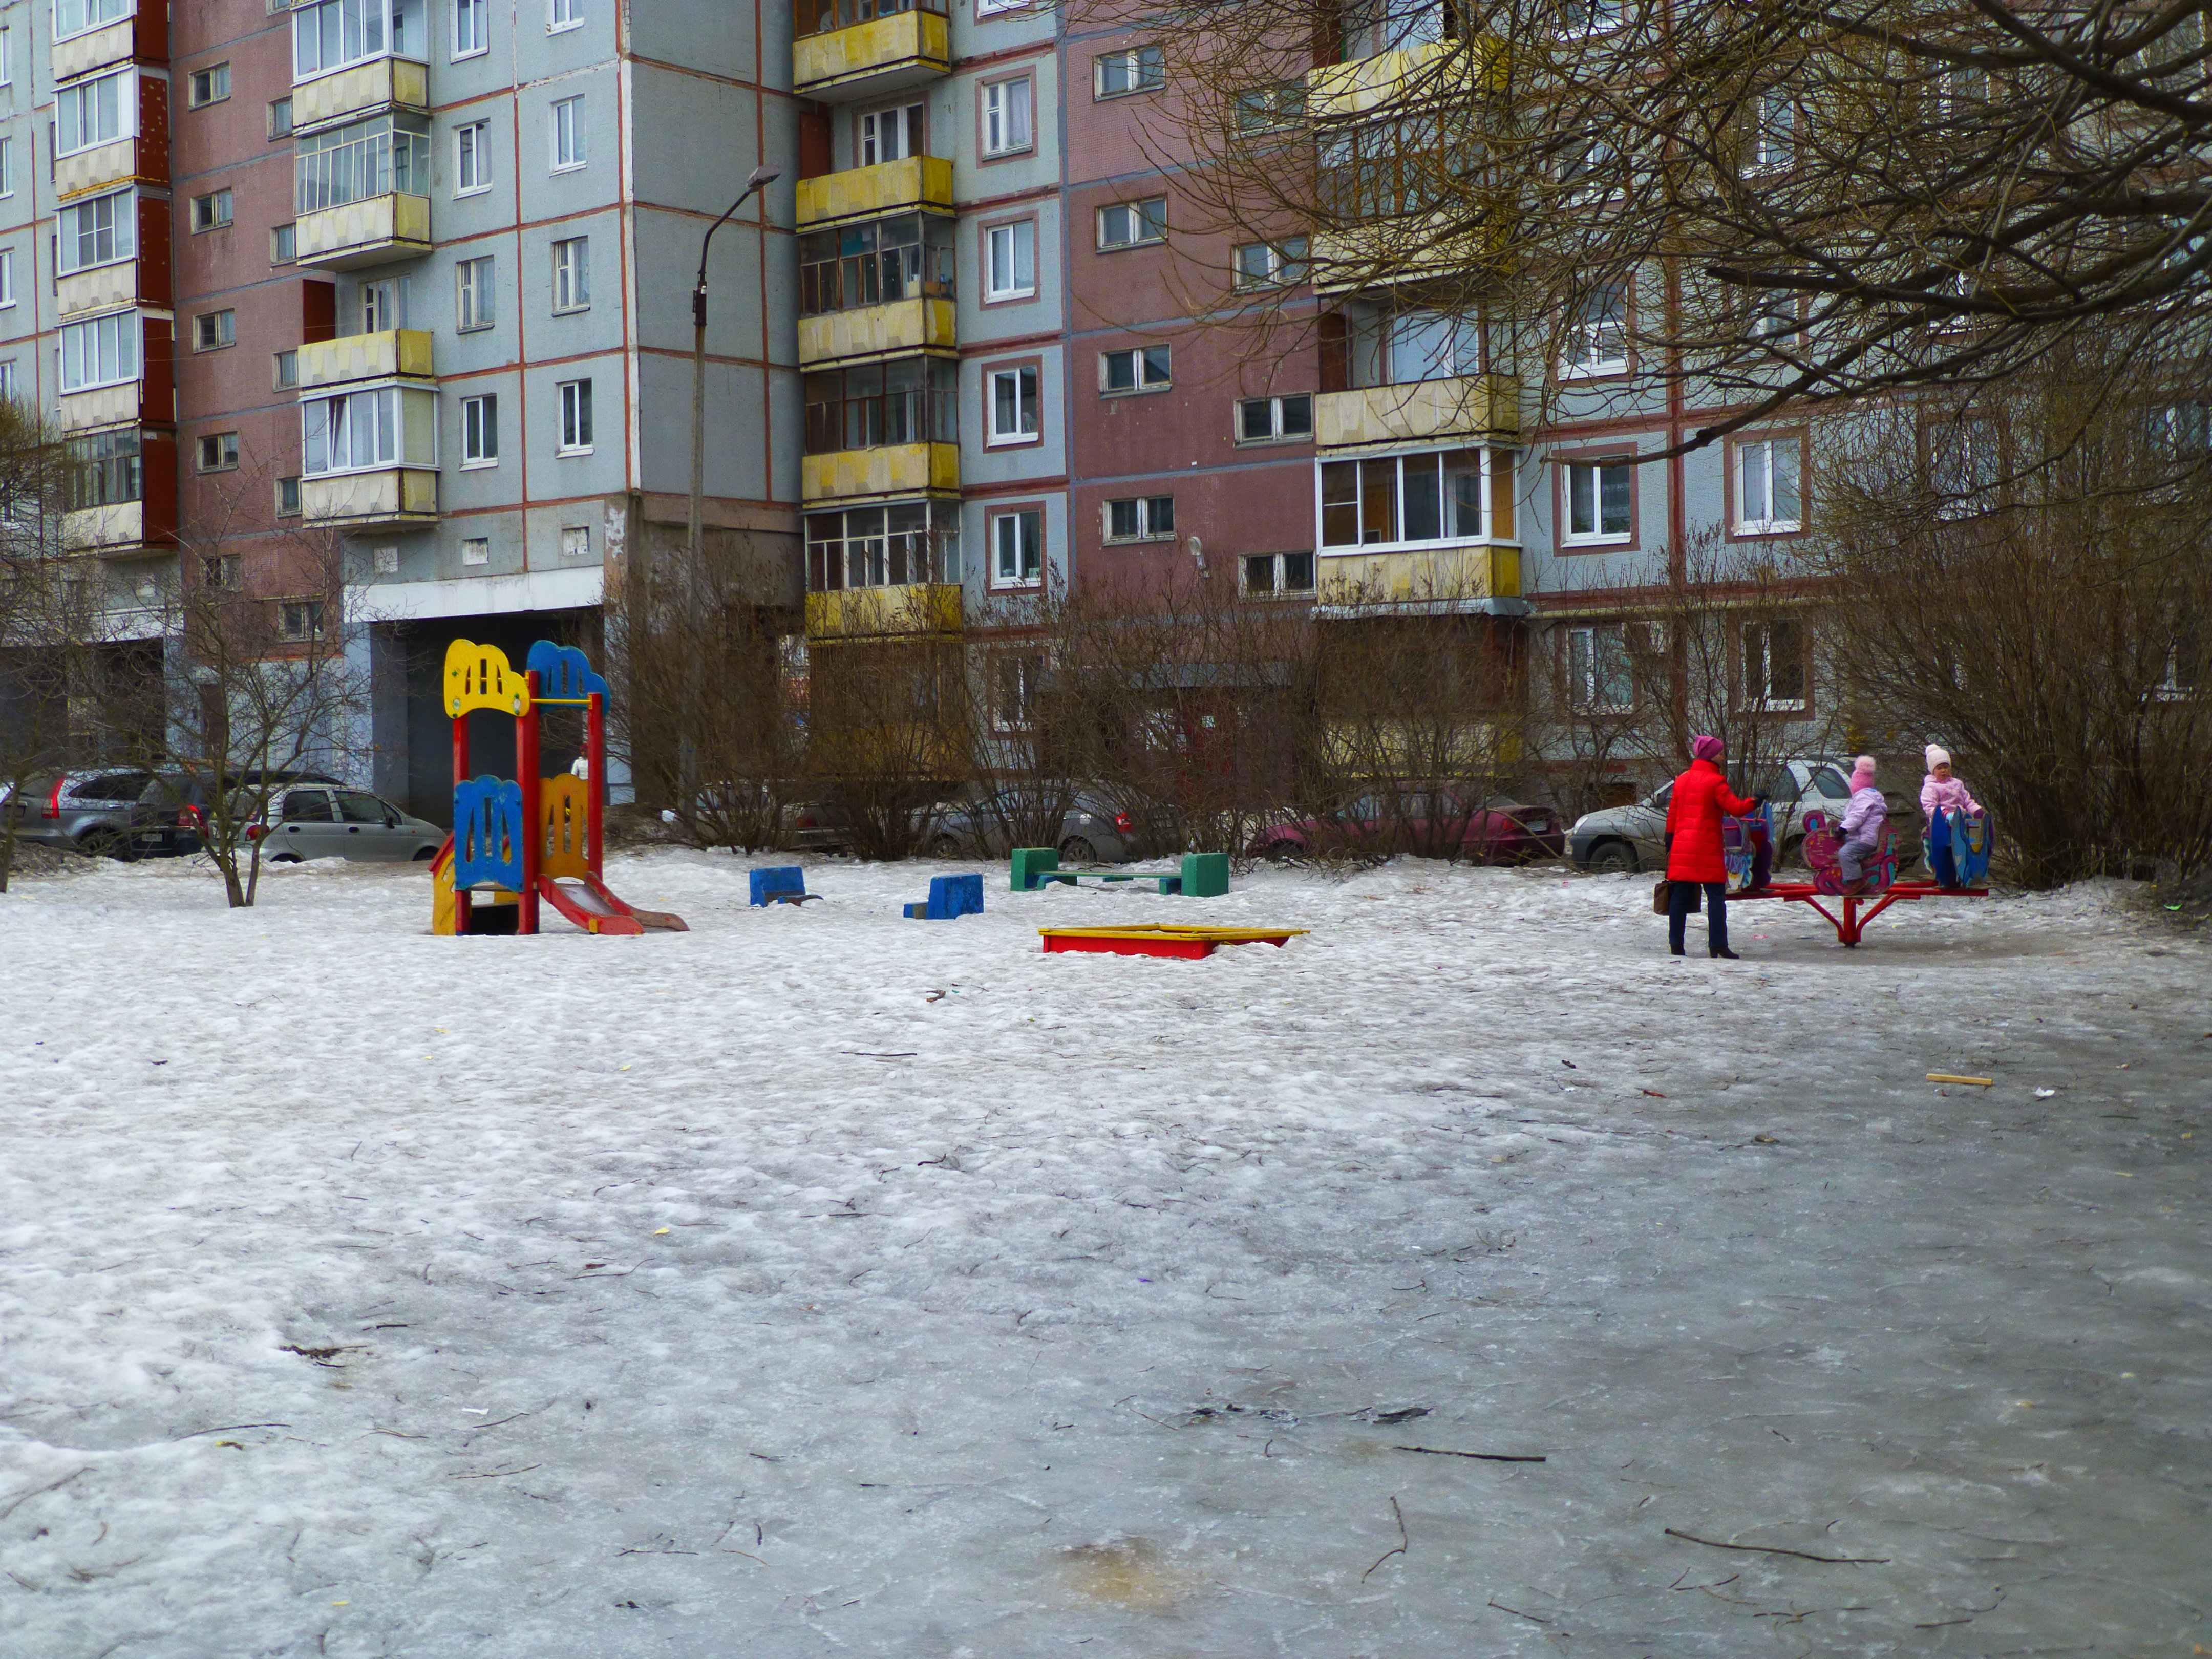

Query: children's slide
[535,874,689,935]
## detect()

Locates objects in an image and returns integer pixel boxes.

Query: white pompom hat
[1925,744,1951,770]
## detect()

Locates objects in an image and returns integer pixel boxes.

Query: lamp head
[745,164,781,191]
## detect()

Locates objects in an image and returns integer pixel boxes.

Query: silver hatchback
[237,784,445,863]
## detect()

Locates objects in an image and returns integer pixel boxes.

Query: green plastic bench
[1012,849,1228,898]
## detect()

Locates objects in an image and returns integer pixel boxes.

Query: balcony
[805,581,962,641]
[294,56,430,133]
[1306,37,1499,122]
[58,384,152,434]
[53,6,165,82]
[793,2,950,101]
[62,501,144,553]
[1317,375,1519,449]
[1314,543,1523,607]
[1317,715,1524,776]
[296,192,432,270]
[56,137,145,202]
[799,298,955,369]
[802,442,958,505]
[797,155,953,228]
[301,467,438,529]
[57,262,144,320]
[297,328,434,390]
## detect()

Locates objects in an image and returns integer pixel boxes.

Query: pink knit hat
[1925,744,1951,770]
[1692,734,1726,763]
[1850,754,1878,791]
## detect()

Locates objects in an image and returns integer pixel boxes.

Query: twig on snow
[1665,1527,1889,1564]
[1360,1496,1409,1582]
[1394,1444,1545,1462]
[174,1423,290,1442]
[1487,1596,1551,1624]
[0,1467,91,1519]
[451,1464,543,1479]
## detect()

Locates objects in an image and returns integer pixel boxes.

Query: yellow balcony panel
[301,467,439,529]
[793,9,950,101]
[53,18,136,81]
[1318,716,1522,777]
[56,138,141,202]
[58,383,148,434]
[57,262,142,320]
[802,441,959,505]
[798,297,956,367]
[1306,37,1501,121]
[805,581,962,641]
[297,328,435,390]
[63,501,144,554]
[294,56,430,132]
[796,156,954,227]
[1315,543,1521,605]
[1316,375,1518,449]
[807,718,967,780]
[1310,210,1505,294]
[296,193,433,271]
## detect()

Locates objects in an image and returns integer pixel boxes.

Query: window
[799,211,956,314]
[457,257,494,330]
[0,251,13,307]
[1745,288,1800,342]
[551,95,586,169]
[558,378,593,453]
[1104,495,1175,541]
[551,0,583,29]
[805,502,958,590]
[1385,309,1483,381]
[57,70,132,157]
[194,310,238,352]
[192,190,235,232]
[269,97,294,138]
[858,100,924,166]
[293,0,424,78]
[991,507,1043,587]
[1735,436,1803,533]
[271,223,297,264]
[1561,457,1632,544]
[461,537,490,566]
[274,349,299,389]
[371,546,399,575]
[456,120,491,193]
[461,393,499,466]
[987,364,1039,444]
[1095,46,1165,99]
[0,362,14,403]
[55,0,136,42]
[1566,623,1636,711]
[1748,89,1795,173]
[981,76,1032,157]
[1927,417,2000,519]
[0,137,12,197]
[560,525,591,559]
[189,64,231,108]
[1562,285,1627,376]
[1100,345,1171,393]
[1097,197,1167,249]
[198,433,241,472]
[802,360,958,452]
[295,113,432,212]
[1559,0,1626,33]
[1742,618,1806,710]
[303,385,436,474]
[65,430,141,511]
[984,219,1035,301]
[280,602,327,644]
[202,556,241,591]
[551,237,590,311]
[992,652,1046,730]
[276,475,303,515]
[1236,394,1312,443]
[1318,448,1508,548]
[1232,237,1308,289]
[455,0,488,56]
[59,313,140,393]
[360,276,407,332]
[1241,551,1316,597]
[1557,136,1617,205]
[976,0,1027,14]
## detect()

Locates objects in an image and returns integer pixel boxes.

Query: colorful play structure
[1013,848,1230,897]
[429,639,687,937]
[1038,923,1306,959]
[1727,803,1993,947]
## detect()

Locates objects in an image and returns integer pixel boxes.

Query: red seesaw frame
[1732,880,1990,946]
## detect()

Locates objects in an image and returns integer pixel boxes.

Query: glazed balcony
[58,261,144,320]
[62,501,145,553]
[1315,543,1523,606]
[802,441,959,506]
[793,0,950,101]
[296,192,432,270]
[797,156,953,228]
[301,466,438,529]
[1316,375,1519,449]
[293,55,430,134]
[805,581,962,641]
[53,1,168,81]
[1306,36,1499,122]
[800,299,955,370]
[798,202,958,367]
[297,328,434,390]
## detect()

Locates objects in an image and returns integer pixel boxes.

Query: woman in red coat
[1664,734,1761,958]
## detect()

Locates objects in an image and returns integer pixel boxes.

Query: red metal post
[517,670,541,935]
[585,690,605,876]
[452,699,472,934]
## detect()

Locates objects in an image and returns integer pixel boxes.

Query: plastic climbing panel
[540,774,591,880]
[524,640,609,703]
[444,639,530,719]
[454,776,525,890]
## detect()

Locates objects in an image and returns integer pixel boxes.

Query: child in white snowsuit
[1838,755,1887,891]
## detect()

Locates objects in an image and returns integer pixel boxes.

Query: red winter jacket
[1664,758,1757,883]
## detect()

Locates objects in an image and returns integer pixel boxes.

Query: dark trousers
[1669,881,1729,953]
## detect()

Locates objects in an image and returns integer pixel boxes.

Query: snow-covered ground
[1,851,2205,1658]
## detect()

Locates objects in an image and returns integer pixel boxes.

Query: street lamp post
[689,164,782,564]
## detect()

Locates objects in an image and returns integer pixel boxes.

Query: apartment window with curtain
[456,120,491,193]
[1560,456,1632,545]
[990,507,1043,588]
[1734,435,1803,534]
[1094,46,1164,98]
[61,315,141,392]
[987,364,1039,445]
[558,378,593,453]
[462,393,499,465]
[552,237,590,311]
[1096,197,1166,249]
[55,0,135,42]
[1742,618,1807,711]
[454,0,488,56]
[551,95,586,170]
[1318,448,1513,549]
[984,219,1035,301]
[456,256,494,331]
[304,385,436,475]
[981,76,1032,157]
[293,0,427,78]
[1561,284,1627,377]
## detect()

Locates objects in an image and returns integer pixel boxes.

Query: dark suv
[3,768,343,859]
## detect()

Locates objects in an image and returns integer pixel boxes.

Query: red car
[1247,790,1566,863]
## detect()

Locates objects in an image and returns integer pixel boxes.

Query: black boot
[1670,945,1686,956]
[1710,946,1740,959]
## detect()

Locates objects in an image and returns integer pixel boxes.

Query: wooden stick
[1361,1496,1409,1582]
[1665,1527,1889,1564]
[1394,1445,1546,1462]
[1926,1074,1993,1086]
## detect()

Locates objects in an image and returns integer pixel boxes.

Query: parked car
[918,788,1171,863]
[7,769,174,859]
[777,798,853,854]
[230,783,445,863]
[1568,758,1919,874]
[1246,790,1566,864]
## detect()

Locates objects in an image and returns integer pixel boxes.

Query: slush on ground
[1,854,2206,1656]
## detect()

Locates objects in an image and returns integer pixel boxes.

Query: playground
[0,854,2205,1657]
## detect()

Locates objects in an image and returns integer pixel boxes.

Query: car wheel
[1586,839,1637,874]
[931,834,961,858]
[269,853,304,864]
[1059,835,1097,864]
[412,846,438,862]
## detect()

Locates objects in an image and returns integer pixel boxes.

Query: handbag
[1653,879,1700,914]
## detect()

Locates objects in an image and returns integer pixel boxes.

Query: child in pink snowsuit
[1920,745,1982,819]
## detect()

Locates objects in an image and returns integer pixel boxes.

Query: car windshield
[1811,767,1850,799]
[78,772,154,800]
[336,791,391,824]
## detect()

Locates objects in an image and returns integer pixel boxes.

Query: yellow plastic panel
[444,639,530,718]
[540,775,590,880]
